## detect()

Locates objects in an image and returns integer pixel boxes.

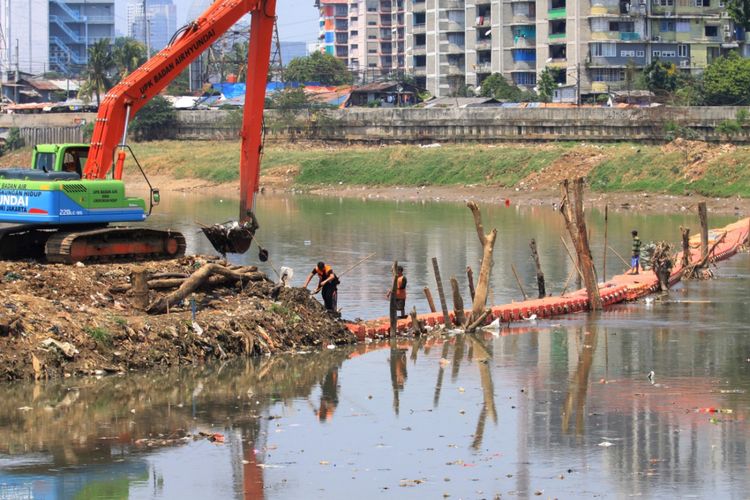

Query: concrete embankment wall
[2,107,750,144]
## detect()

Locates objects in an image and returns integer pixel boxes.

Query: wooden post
[560,266,576,297]
[466,201,497,330]
[698,202,708,268]
[466,266,476,301]
[602,204,608,282]
[423,287,437,313]
[529,239,546,298]
[431,257,453,328]
[559,178,603,310]
[680,226,691,270]
[450,277,466,326]
[561,236,585,282]
[130,268,150,310]
[389,261,399,338]
[510,264,528,301]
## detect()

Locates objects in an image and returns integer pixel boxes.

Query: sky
[114,0,320,44]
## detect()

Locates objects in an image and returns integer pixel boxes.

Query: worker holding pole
[304,262,340,312]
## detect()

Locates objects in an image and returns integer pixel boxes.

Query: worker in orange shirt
[304,261,339,312]
[386,265,407,319]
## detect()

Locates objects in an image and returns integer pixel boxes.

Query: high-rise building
[128,0,177,55]
[405,0,745,98]
[315,0,406,80]
[0,0,114,78]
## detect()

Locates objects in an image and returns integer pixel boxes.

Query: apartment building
[316,0,406,79]
[404,0,743,98]
[0,0,114,78]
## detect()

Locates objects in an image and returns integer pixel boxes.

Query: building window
[513,72,536,85]
[678,44,688,57]
[652,0,673,4]
[621,50,635,57]
[705,25,718,37]
[610,21,635,32]
[636,50,645,57]
[591,68,625,81]
[660,21,675,31]
[676,21,690,32]
[592,42,616,57]
[694,0,709,5]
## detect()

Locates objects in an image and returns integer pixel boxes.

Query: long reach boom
[85,0,277,222]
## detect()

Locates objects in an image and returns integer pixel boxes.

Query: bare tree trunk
[698,202,708,268]
[559,179,602,311]
[450,277,466,326]
[680,226,691,270]
[602,204,608,282]
[147,264,265,314]
[466,266,475,301]
[529,239,546,298]
[467,201,498,328]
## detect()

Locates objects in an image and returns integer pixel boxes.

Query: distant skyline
[114,0,319,44]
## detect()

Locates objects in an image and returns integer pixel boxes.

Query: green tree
[285,52,353,85]
[703,53,750,105]
[80,39,114,108]
[537,67,556,103]
[166,68,191,95]
[727,0,750,30]
[643,59,678,93]
[112,37,147,79]
[130,95,177,141]
[480,73,523,101]
[268,87,309,110]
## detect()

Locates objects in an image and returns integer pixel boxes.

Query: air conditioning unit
[680,60,689,67]
[652,35,661,41]
[665,10,672,16]
[724,25,732,34]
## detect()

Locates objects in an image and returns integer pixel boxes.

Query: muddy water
[2,193,750,498]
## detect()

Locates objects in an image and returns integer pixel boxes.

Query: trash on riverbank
[0,256,355,381]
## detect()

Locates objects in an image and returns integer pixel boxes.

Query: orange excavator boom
[84,0,277,222]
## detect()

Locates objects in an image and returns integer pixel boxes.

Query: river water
[1,193,749,499]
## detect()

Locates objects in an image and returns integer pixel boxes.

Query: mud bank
[0,256,355,381]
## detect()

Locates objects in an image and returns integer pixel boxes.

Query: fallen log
[111,272,265,293]
[147,264,268,314]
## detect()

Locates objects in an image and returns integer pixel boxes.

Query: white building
[127,0,177,54]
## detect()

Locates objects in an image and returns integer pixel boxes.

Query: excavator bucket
[201,220,257,256]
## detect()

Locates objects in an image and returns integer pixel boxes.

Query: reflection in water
[1,191,750,497]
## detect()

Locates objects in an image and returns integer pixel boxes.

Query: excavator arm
[84,0,276,222]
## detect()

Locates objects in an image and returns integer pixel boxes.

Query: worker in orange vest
[304,261,339,312]
[386,265,407,319]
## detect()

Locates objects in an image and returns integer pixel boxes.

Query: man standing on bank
[386,265,407,319]
[304,261,339,312]
[629,230,641,275]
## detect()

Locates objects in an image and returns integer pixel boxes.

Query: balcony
[513,36,536,47]
[412,1,426,13]
[548,8,566,19]
[513,60,536,70]
[441,0,464,8]
[549,32,566,41]
[413,44,426,55]
[476,39,492,50]
[475,16,491,27]
[447,64,465,76]
[475,62,492,73]
[511,15,536,24]
[620,31,640,41]
[412,23,426,34]
[414,67,426,76]
[442,20,465,31]
[447,42,466,54]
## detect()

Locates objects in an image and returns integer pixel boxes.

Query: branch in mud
[466,201,497,330]
[146,263,267,314]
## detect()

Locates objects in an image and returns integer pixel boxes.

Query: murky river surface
[1,193,750,499]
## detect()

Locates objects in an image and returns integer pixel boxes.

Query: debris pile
[0,256,355,381]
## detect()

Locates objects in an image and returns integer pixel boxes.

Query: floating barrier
[346,218,749,341]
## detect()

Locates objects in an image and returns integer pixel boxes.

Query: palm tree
[82,39,114,108]
[112,37,147,79]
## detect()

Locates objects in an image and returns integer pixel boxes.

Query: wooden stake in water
[529,239,546,298]
[431,257,453,329]
[698,202,708,268]
[423,287,437,313]
[450,277,466,326]
[602,204,608,282]
[466,266,475,301]
[389,261,399,338]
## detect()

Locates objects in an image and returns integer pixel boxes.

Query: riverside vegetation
[1,139,748,197]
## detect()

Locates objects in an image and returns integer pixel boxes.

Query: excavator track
[44,227,186,264]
